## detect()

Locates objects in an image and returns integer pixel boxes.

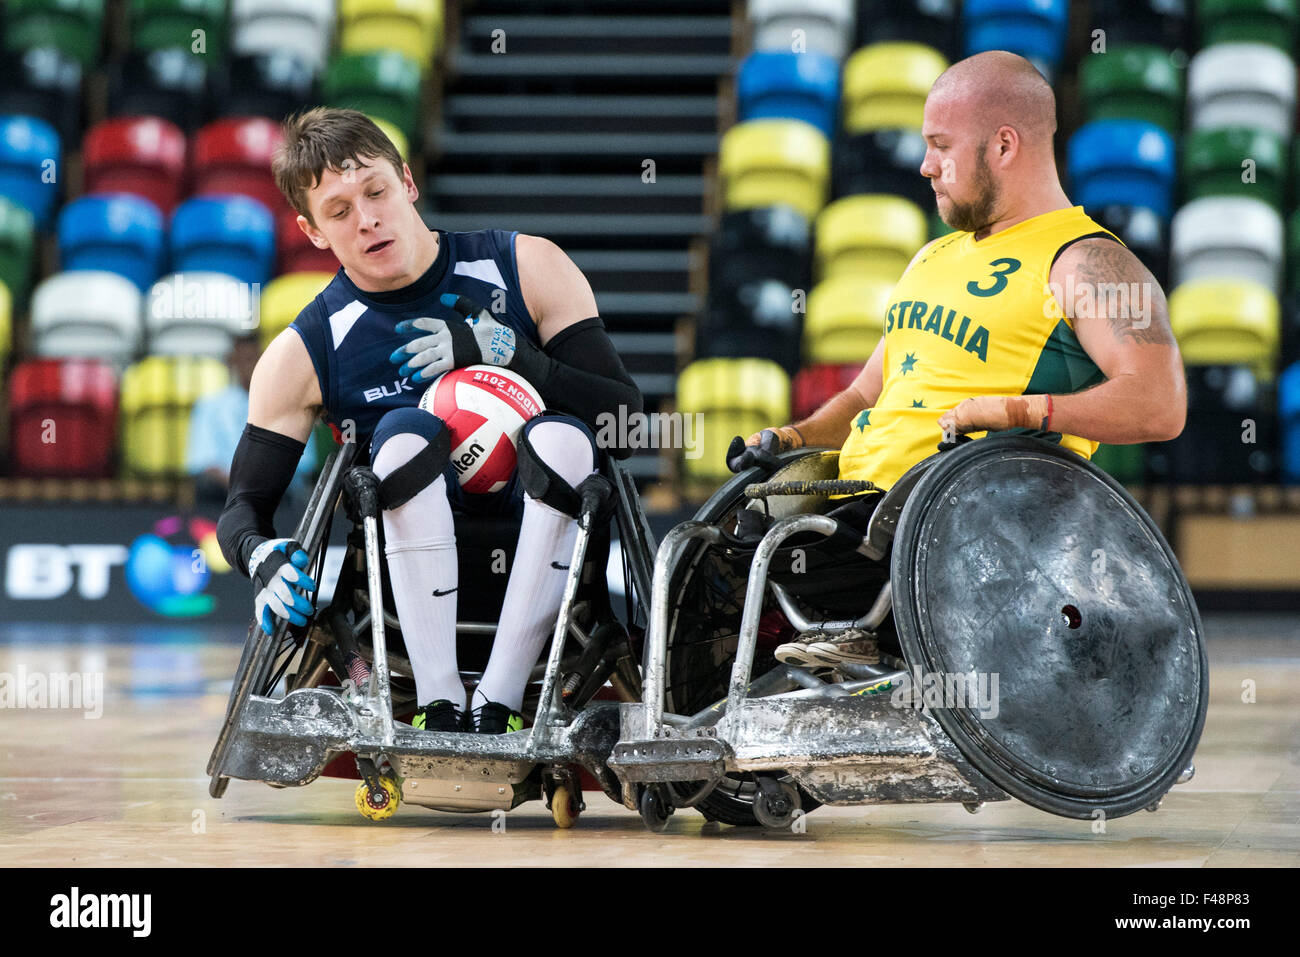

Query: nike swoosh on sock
[432,587,457,597]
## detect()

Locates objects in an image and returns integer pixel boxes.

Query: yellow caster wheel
[551,789,581,829]
[355,776,401,821]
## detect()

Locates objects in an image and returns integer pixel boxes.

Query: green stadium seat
[1079,45,1183,134]
[0,196,36,313]
[322,51,423,144]
[130,0,227,59]
[1183,126,1286,210]
[4,0,105,67]
[1197,0,1299,52]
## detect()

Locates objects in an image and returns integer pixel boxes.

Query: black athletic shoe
[411,699,465,732]
[470,701,524,734]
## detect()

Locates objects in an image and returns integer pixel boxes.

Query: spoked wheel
[661,463,823,827]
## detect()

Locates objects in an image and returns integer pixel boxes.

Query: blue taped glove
[388,293,519,385]
[249,538,317,637]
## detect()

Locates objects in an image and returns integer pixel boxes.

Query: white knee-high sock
[474,422,595,713]
[371,433,463,710]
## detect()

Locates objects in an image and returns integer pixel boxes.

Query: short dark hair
[272,106,405,227]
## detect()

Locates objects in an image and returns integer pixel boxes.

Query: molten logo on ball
[418,365,544,493]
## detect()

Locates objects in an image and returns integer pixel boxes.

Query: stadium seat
[208,52,318,122]
[1281,359,1300,481]
[1168,277,1279,373]
[119,353,230,478]
[831,127,930,208]
[804,274,893,363]
[791,362,860,420]
[719,119,831,221]
[854,0,959,60]
[170,195,276,286]
[698,278,803,375]
[1079,45,1184,134]
[1090,204,1170,287]
[962,0,1069,80]
[257,270,334,348]
[57,194,166,291]
[322,51,423,144]
[0,47,85,150]
[8,357,120,477]
[814,194,926,282]
[749,0,857,61]
[1067,120,1176,221]
[145,271,259,358]
[83,116,188,216]
[30,270,144,368]
[277,206,340,273]
[1187,42,1296,138]
[0,196,37,311]
[0,115,61,231]
[1181,126,1285,210]
[0,280,10,370]
[231,0,337,75]
[192,117,289,216]
[736,50,841,139]
[130,0,227,58]
[1090,0,1191,50]
[709,205,812,297]
[1197,0,1299,51]
[370,115,409,161]
[842,42,948,134]
[107,49,211,134]
[4,0,105,67]
[339,0,444,67]
[1171,197,1284,295]
[1146,364,1277,483]
[1089,443,1145,485]
[675,357,790,486]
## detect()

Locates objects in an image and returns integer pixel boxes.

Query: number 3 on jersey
[966,258,1021,297]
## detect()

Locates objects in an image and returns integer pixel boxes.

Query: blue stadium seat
[0,115,62,231]
[1067,119,1175,221]
[58,193,166,291]
[1282,360,1300,482]
[737,50,841,139]
[169,195,275,286]
[962,0,1069,79]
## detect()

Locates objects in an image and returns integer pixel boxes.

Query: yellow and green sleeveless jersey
[838,205,1120,490]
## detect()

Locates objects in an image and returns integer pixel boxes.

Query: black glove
[726,430,786,474]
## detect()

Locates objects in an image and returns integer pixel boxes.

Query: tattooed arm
[1045,237,1186,443]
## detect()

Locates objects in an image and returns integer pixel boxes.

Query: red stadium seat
[192,116,289,215]
[83,116,188,215]
[791,362,860,421]
[277,206,340,274]
[8,357,119,477]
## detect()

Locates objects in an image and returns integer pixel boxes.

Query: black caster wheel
[753,777,801,830]
[638,785,672,833]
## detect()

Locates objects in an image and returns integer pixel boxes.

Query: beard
[939,149,999,233]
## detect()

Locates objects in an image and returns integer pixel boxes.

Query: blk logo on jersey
[363,377,415,403]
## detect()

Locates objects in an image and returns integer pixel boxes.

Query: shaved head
[918,51,1066,236]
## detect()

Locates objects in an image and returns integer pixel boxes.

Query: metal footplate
[608,716,728,804]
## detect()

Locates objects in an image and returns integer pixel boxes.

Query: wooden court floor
[1,615,1296,867]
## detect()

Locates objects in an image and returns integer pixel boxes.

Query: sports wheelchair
[610,434,1208,831]
[207,438,658,826]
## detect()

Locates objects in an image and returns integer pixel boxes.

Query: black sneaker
[411,699,465,732]
[470,701,524,734]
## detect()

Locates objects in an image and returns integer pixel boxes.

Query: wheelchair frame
[207,439,658,824]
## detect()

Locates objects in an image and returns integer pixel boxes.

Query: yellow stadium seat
[676,357,790,485]
[719,119,831,222]
[120,355,229,477]
[1168,278,1279,374]
[842,42,948,134]
[339,0,444,67]
[369,115,409,162]
[804,275,894,364]
[258,271,335,349]
[815,194,927,282]
[0,279,11,370]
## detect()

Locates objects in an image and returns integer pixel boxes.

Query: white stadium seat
[231,0,338,75]
[748,0,857,61]
[145,271,258,358]
[1187,42,1296,138]
[30,271,143,369]
[1170,196,1284,295]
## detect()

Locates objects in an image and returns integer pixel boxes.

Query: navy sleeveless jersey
[288,228,540,459]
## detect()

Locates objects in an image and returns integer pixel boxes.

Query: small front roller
[551,790,581,829]
[638,784,673,833]
[753,776,801,830]
[355,776,401,821]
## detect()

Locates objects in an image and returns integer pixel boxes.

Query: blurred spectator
[186,332,317,510]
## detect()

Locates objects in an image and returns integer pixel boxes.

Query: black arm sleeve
[216,424,307,578]
[509,317,645,458]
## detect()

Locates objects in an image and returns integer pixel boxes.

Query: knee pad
[370,407,451,510]
[516,413,598,518]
